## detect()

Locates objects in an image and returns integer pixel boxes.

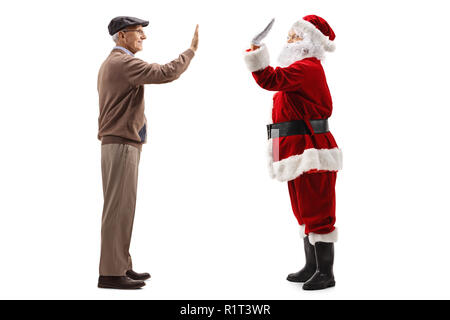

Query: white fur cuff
[243,44,270,72]
[309,228,338,245]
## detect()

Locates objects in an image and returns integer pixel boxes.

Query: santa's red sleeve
[244,44,305,91]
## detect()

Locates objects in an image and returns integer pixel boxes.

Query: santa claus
[243,15,342,290]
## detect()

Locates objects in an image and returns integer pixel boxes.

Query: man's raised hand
[190,24,199,52]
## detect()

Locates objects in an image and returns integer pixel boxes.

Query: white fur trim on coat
[300,225,307,238]
[291,20,335,52]
[243,44,270,72]
[309,228,338,245]
[268,141,343,182]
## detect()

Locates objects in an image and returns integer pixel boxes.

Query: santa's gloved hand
[250,18,275,50]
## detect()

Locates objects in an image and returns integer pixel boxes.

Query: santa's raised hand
[250,18,275,51]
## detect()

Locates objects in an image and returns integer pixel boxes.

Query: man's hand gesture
[190,25,199,52]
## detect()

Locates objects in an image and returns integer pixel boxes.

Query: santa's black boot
[302,242,335,290]
[287,236,317,282]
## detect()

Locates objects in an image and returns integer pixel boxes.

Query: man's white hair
[112,32,119,43]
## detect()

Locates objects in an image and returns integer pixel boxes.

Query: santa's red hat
[291,15,336,52]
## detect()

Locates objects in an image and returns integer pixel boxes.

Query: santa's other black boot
[287,236,317,282]
[302,242,335,290]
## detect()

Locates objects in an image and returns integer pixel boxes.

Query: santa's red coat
[244,45,342,182]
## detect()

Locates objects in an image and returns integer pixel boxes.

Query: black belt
[267,119,329,139]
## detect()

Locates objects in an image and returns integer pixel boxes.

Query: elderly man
[97,16,198,289]
[243,15,342,290]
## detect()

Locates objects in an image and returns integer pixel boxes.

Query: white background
[0,0,449,300]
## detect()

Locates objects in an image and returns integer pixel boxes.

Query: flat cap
[108,16,149,35]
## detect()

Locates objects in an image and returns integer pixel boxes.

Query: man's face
[119,25,147,53]
[287,30,303,43]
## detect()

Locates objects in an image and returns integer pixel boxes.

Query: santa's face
[287,29,303,43]
[278,29,325,67]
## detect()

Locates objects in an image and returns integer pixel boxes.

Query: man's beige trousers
[100,144,141,276]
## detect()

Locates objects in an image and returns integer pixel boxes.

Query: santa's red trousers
[287,171,336,235]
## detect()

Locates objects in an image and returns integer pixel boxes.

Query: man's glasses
[122,29,146,36]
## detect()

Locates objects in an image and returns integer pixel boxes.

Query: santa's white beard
[277,39,325,67]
